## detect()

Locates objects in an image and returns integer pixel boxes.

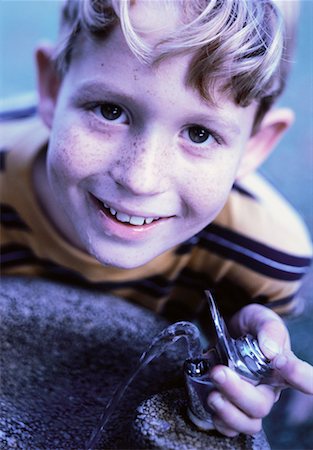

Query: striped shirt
[1,111,312,318]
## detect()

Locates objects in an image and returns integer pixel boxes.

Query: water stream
[85,321,203,449]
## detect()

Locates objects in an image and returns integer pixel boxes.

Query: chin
[88,246,152,270]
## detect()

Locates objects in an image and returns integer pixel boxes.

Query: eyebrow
[71,81,137,104]
[195,92,241,135]
[73,80,241,135]
[189,110,241,135]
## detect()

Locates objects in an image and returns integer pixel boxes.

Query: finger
[273,352,313,394]
[231,304,282,336]
[257,318,290,359]
[210,366,277,418]
[208,391,263,435]
[230,304,290,359]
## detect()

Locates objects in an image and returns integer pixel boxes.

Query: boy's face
[43,25,258,269]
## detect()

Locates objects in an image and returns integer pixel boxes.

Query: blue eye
[94,103,128,124]
[188,126,213,144]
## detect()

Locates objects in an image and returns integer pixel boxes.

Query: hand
[272,350,313,394]
[231,303,313,394]
[206,303,313,437]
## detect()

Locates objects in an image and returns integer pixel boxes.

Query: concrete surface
[133,388,270,450]
[0,276,177,449]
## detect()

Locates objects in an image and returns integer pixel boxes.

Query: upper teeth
[103,203,159,226]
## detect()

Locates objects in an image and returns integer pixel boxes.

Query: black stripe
[0,244,90,283]
[232,183,258,200]
[266,293,297,309]
[1,204,30,230]
[176,267,213,290]
[94,275,174,298]
[175,242,194,255]
[203,223,311,268]
[196,223,312,281]
[175,236,199,255]
[0,106,37,121]
[0,243,174,298]
[240,294,297,309]
[198,237,309,281]
[0,149,8,171]
[0,244,111,289]
[1,244,58,270]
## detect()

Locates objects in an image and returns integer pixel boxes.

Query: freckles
[63,128,105,168]
[49,146,75,182]
[125,153,137,169]
[49,137,85,180]
[121,137,142,163]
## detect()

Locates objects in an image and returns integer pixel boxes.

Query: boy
[1,0,312,438]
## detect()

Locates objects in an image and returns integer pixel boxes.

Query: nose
[109,132,170,196]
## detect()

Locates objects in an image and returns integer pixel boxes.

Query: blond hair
[54,0,299,125]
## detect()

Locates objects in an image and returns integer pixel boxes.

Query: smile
[102,203,160,226]
[89,193,167,229]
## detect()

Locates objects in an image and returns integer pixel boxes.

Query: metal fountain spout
[184,291,287,431]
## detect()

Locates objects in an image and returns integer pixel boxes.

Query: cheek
[47,125,107,183]
[183,156,240,218]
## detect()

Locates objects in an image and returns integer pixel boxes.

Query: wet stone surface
[0,276,270,449]
[133,388,270,450]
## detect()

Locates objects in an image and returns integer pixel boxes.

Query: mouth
[90,194,169,228]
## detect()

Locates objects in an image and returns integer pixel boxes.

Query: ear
[36,43,61,129]
[236,108,295,179]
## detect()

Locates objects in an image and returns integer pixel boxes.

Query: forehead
[70,27,197,104]
[64,0,254,109]
[71,24,234,105]
[65,26,257,138]
[70,25,219,102]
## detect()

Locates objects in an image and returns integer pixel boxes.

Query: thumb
[273,352,313,395]
[257,319,290,360]
[230,304,291,360]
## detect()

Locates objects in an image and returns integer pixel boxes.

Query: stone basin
[0,276,270,449]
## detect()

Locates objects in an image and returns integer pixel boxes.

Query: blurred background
[0,1,312,449]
